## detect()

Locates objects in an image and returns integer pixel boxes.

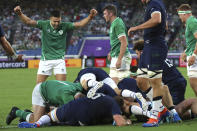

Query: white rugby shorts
[32,83,45,107]
[187,56,197,78]
[37,59,66,76]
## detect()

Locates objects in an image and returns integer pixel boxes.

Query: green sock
[16,110,31,120]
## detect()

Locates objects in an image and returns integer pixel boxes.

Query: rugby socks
[168,106,177,114]
[121,89,136,99]
[144,87,153,101]
[151,96,163,119]
[102,77,118,89]
[130,105,151,118]
[35,115,51,126]
[16,110,32,122]
[87,79,99,87]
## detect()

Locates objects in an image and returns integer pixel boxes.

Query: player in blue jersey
[75,67,148,110]
[0,24,23,61]
[132,39,182,125]
[128,0,168,127]
[133,40,186,105]
[18,95,131,128]
[162,59,187,105]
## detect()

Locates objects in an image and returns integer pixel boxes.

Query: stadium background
[0,0,197,130]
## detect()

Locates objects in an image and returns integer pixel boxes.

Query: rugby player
[6,80,87,125]
[18,95,131,128]
[128,0,168,127]
[177,4,197,96]
[75,67,148,110]
[14,6,97,84]
[103,5,132,82]
[133,39,183,122]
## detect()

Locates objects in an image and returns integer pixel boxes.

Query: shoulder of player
[148,0,162,10]
[113,18,124,27]
[187,16,197,26]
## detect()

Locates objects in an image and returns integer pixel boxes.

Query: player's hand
[89,9,97,19]
[181,52,187,62]
[14,6,22,15]
[188,56,196,66]
[107,53,111,61]
[116,59,121,69]
[128,27,138,37]
[15,54,24,62]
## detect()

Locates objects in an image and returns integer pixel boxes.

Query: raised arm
[0,36,23,61]
[14,6,37,27]
[74,9,97,28]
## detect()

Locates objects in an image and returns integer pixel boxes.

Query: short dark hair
[50,10,61,17]
[133,40,144,51]
[177,4,192,11]
[103,4,117,16]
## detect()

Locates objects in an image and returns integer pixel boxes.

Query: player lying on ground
[6,80,92,125]
[18,95,131,128]
[75,67,148,110]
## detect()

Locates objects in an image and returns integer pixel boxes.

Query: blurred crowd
[0,0,197,55]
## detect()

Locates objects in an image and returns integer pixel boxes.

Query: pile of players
[6,65,197,128]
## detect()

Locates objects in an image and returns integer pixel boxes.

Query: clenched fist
[89,9,97,19]
[14,6,22,15]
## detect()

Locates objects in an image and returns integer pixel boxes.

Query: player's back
[74,67,109,82]
[56,95,121,125]
[162,59,186,85]
[144,0,166,41]
[40,80,83,106]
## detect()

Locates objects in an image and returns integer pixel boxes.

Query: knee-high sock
[35,115,51,126]
[130,105,151,118]
[16,110,32,122]
[121,89,136,99]
[103,77,118,89]
[151,96,163,119]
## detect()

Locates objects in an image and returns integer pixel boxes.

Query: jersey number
[165,59,173,68]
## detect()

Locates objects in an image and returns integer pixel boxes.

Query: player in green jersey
[14,6,97,84]
[103,5,131,83]
[6,80,88,125]
[178,4,197,96]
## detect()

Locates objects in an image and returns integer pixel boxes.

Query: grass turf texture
[0,67,196,131]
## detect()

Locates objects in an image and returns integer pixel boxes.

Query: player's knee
[148,70,162,79]
[162,85,169,93]
[136,77,149,91]
[80,73,96,84]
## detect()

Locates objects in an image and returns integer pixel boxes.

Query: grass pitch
[0,67,196,131]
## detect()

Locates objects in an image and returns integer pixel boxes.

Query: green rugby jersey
[36,20,74,60]
[185,16,197,56]
[109,17,130,57]
[40,80,83,106]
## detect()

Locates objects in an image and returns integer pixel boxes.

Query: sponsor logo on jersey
[59,30,63,35]
[47,29,50,33]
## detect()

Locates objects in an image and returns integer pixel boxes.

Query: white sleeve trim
[151,11,161,22]
[118,33,126,38]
